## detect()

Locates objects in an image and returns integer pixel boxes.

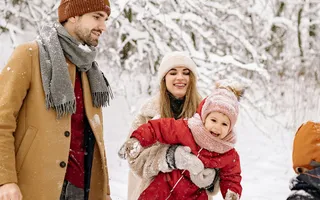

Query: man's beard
[75,27,99,47]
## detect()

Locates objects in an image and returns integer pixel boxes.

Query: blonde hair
[159,72,201,119]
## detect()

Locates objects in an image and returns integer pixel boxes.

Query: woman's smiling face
[164,67,190,99]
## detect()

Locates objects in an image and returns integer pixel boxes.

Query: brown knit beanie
[58,0,111,23]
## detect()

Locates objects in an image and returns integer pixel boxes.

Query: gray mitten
[166,145,204,175]
[190,168,217,188]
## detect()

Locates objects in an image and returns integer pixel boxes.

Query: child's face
[204,111,231,139]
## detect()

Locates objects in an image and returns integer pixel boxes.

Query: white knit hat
[157,51,198,83]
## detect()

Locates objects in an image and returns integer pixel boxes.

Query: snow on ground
[103,96,296,200]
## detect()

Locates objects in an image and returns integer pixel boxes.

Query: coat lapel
[81,72,104,148]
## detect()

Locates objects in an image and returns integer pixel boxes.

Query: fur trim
[128,94,161,135]
[128,142,171,178]
[139,93,161,118]
[128,143,171,200]
[225,189,240,200]
[157,145,172,173]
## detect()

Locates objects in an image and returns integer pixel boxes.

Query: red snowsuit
[131,118,242,200]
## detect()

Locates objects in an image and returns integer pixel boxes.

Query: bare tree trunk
[297,7,304,61]
[266,1,285,60]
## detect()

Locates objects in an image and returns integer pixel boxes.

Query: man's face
[73,11,108,47]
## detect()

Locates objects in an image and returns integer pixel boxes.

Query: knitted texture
[201,87,239,132]
[188,113,236,153]
[58,0,111,22]
[157,51,198,83]
[190,168,217,189]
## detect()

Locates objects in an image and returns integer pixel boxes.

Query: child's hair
[292,121,320,174]
[199,79,246,132]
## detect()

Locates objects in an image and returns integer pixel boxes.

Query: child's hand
[225,189,239,200]
[166,145,204,175]
[190,168,217,188]
[118,138,143,159]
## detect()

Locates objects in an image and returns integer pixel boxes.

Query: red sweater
[131,118,242,200]
[65,71,85,189]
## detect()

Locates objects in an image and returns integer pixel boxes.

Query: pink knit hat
[200,87,240,132]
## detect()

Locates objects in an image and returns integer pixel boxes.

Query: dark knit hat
[58,0,111,23]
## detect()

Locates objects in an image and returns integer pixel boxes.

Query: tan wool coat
[0,42,110,200]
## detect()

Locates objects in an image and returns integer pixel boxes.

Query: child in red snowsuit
[125,81,243,200]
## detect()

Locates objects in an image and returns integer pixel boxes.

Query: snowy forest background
[1,0,320,199]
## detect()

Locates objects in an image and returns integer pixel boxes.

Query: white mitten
[118,138,143,159]
[166,145,204,175]
[225,189,240,200]
[190,168,216,188]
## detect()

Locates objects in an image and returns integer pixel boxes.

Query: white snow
[91,114,101,128]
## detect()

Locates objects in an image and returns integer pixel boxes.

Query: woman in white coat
[119,51,220,199]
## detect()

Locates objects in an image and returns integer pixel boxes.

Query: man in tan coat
[0,0,113,199]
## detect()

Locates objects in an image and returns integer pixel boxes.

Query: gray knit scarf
[37,22,113,118]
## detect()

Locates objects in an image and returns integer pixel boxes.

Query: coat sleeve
[287,174,320,200]
[0,43,33,185]
[128,119,188,179]
[128,142,170,178]
[131,118,187,147]
[219,150,242,199]
[122,103,171,179]
[128,112,150,138]
[126,96,159,139]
